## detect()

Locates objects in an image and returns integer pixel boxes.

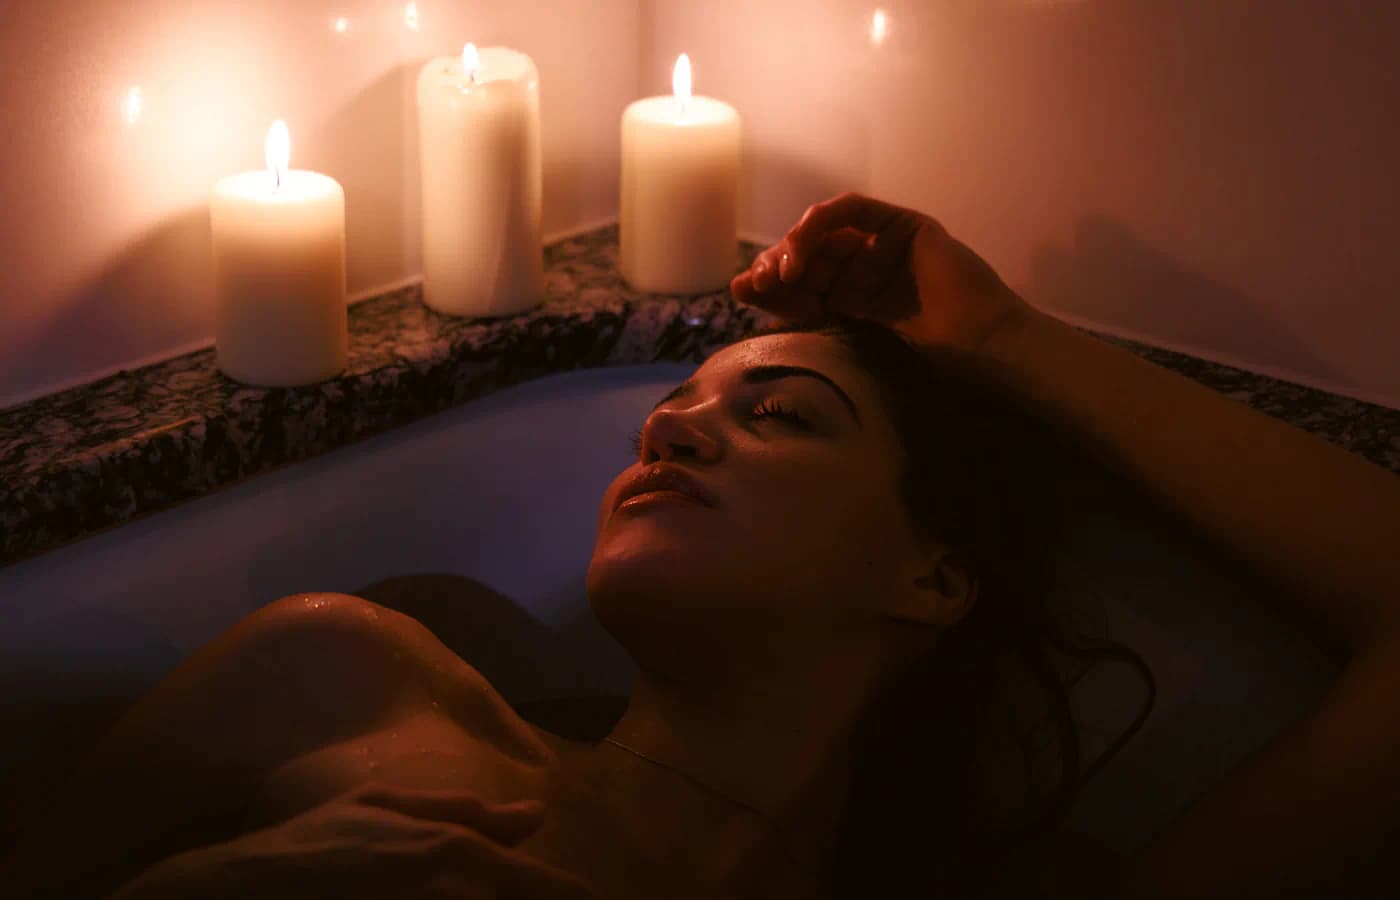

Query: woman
[4,192,1398,900]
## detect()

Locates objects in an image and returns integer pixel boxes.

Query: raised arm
[733,190,1400,899]
[979,307,1400,900]
[980,306,1400,658]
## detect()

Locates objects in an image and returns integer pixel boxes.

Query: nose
[636,408,718,464]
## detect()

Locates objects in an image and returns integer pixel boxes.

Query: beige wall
[0,0,641,408]
[4,1,1397,410]
[643,0,1400,408]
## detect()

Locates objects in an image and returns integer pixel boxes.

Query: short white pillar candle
[620,53,742,295]
[210,120,348,387]
[416,43,544,318]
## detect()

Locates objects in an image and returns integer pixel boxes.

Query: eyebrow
[651,364,862,427]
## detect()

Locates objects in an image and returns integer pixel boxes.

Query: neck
[558,662,877,898]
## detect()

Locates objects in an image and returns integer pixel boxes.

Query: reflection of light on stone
[124,86,143,125]
[404,2,420,31]
[870,8,890,46]
[334,16,349,34]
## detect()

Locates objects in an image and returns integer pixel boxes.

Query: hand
[109,781,600,900]
[730,191,1036,357]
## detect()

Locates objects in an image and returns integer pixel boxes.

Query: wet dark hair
[745,313,1157,899]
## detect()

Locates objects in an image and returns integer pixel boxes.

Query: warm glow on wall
[870,8,890,46]
[333,16,349,34]
[123,86,144,125]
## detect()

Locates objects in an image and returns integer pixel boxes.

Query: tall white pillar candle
[210,120,348,386]
[417,43,543,317]
[620,53,741,295]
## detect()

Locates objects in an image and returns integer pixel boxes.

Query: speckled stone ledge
[1,224,1396,567]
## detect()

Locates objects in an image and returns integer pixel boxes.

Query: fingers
[820,226,875,260]
[352,783,545,847]
[730,226,873,321]
[783,191,930,282]
[826,221,921,312]
[729,269,826,321]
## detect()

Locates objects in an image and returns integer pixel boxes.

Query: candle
[416,43,543,317]
[210,120,348,386]
[620,53,741,295]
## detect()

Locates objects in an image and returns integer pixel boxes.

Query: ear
[890,552,979,628]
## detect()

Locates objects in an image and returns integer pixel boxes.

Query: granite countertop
[1,224,1396,567]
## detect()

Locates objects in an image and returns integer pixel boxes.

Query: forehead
[701,332,854,382]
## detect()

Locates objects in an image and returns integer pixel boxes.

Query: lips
[614,464,717,513]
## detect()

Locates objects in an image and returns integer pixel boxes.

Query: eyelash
[628,399,811,456]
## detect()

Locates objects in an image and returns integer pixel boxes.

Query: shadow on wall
[1026,215,1347,386]
[0,207,212,402]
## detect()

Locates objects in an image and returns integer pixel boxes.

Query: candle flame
[266,119,290,189]
[404,2,420,31]
[462,42,481,83]
[672,53,692,114]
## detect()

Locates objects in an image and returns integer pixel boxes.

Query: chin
[586,550,689,607]
[585,551,721,626]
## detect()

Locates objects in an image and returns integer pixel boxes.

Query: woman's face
[587,332,939,679]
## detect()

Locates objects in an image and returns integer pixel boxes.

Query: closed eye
[627,399,811,457]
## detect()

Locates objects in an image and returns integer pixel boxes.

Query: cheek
[586,469,901,600]
[738,488,895,588]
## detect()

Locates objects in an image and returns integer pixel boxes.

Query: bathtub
[0,361,1341,858]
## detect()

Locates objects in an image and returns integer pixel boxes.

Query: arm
[980,308,1400,899]
[745,188,1398,646]
[737,189,1400,896]
[981,307,1400,657]
[101,784,597,900]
